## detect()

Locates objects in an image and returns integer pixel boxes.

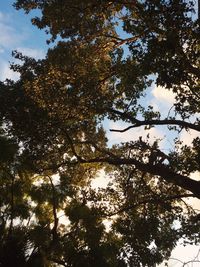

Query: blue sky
[0,0,47,81]
[0,1,200,266]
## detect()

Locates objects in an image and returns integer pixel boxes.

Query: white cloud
[16,47,45,59]
[0,11,28,51]
[0,47,45,81]
[186,196,200,212]
[91,169,109,189]
[0,61,19,81]
[151,85,175,105]
[180,129,199,146]
[190,171,200,181]
[0,11,45,82]
[0,22,26,49]
[161,244,200,267]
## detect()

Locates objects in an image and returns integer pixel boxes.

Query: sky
[0,0,47,81]
[0,1,200,266]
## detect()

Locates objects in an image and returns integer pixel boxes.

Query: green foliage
[0,0,199,266]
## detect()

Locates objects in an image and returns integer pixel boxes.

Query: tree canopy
[0,0,199,266]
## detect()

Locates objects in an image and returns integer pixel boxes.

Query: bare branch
[47,175,59,243]
[109,108,200,132]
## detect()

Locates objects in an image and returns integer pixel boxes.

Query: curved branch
[49,153,200,199]
[40,140,200,199]
[109,108,200,132]
[105,158,200,198]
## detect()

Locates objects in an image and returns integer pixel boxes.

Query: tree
[0,0,200,266]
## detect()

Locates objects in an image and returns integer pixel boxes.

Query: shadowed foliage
[0,0,199,266]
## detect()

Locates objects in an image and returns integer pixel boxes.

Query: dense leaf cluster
[0,0,199,266]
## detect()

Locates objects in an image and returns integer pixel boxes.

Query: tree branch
[39,132,200,200]
[109,108,200,132]
[47,175,58,243]
[101,157,200,198]
[106,193,195,217]
[44,152,200,199]
[104,34,143,47]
